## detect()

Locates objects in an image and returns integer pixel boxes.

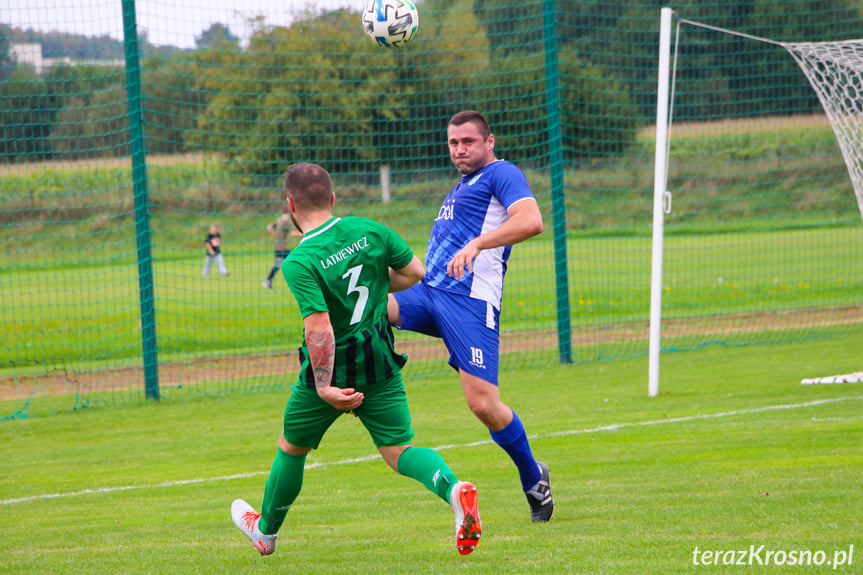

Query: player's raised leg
[390,448,483,555]
[376,403,482,554]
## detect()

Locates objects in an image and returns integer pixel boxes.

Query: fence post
[122,0,159,400]
[543,0,572,364]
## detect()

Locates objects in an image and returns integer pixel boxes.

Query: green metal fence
[2,0,862,417]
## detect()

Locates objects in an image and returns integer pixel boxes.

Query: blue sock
[489,411,541,491]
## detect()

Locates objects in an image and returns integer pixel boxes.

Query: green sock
[259,449,306,535]
[396,446,458,503]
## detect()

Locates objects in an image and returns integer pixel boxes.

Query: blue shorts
[394,283,500,385]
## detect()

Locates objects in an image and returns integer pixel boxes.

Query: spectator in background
[202,223,228,277]
[263,205,301,289]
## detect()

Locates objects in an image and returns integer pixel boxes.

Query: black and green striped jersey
[282,216,413,388]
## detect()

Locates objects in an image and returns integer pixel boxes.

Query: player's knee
[279,434,311,455]
[465,396,498,424]
[463,388,510,429]
[379,444,410,471]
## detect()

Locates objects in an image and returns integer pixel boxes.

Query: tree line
[1,0,861,175]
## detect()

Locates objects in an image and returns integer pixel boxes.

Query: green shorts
[282,373,414,449]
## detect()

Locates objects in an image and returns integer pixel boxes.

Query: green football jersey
[282,216,414,388]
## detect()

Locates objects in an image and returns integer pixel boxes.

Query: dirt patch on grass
[3,305,861,402]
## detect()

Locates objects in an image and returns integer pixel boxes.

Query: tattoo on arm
[306,328,335,391]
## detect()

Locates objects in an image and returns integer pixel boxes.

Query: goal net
[785,41,863,387]
[649,9,863,394]
[784,41,863,221]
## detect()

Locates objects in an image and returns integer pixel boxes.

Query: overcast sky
[3,0,355,49]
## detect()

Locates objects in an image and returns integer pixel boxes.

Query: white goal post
[648,7,863,397]
[648,7,674,398]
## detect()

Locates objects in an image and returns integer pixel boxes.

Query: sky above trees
[4,0,352,49]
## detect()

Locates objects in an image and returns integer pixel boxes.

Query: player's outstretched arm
[303,311,363,410]
[389,255,425,293]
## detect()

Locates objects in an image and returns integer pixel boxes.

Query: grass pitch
[1,334,861,574]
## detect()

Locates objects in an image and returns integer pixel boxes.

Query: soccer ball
[361,0,419,48]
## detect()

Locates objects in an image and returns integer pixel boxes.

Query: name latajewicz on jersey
[282,216,413,389]
[423,160,536,309]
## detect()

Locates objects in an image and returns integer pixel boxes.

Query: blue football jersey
[423,160,536,308]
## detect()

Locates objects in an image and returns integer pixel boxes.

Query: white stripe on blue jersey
[423,160,536,309]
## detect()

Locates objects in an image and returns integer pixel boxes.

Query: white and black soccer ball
[361,0,419,48]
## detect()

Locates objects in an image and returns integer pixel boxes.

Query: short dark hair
[448,110,491,140]
[284,163,333,210]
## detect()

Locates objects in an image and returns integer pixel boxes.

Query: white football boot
[231,499,277,555]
